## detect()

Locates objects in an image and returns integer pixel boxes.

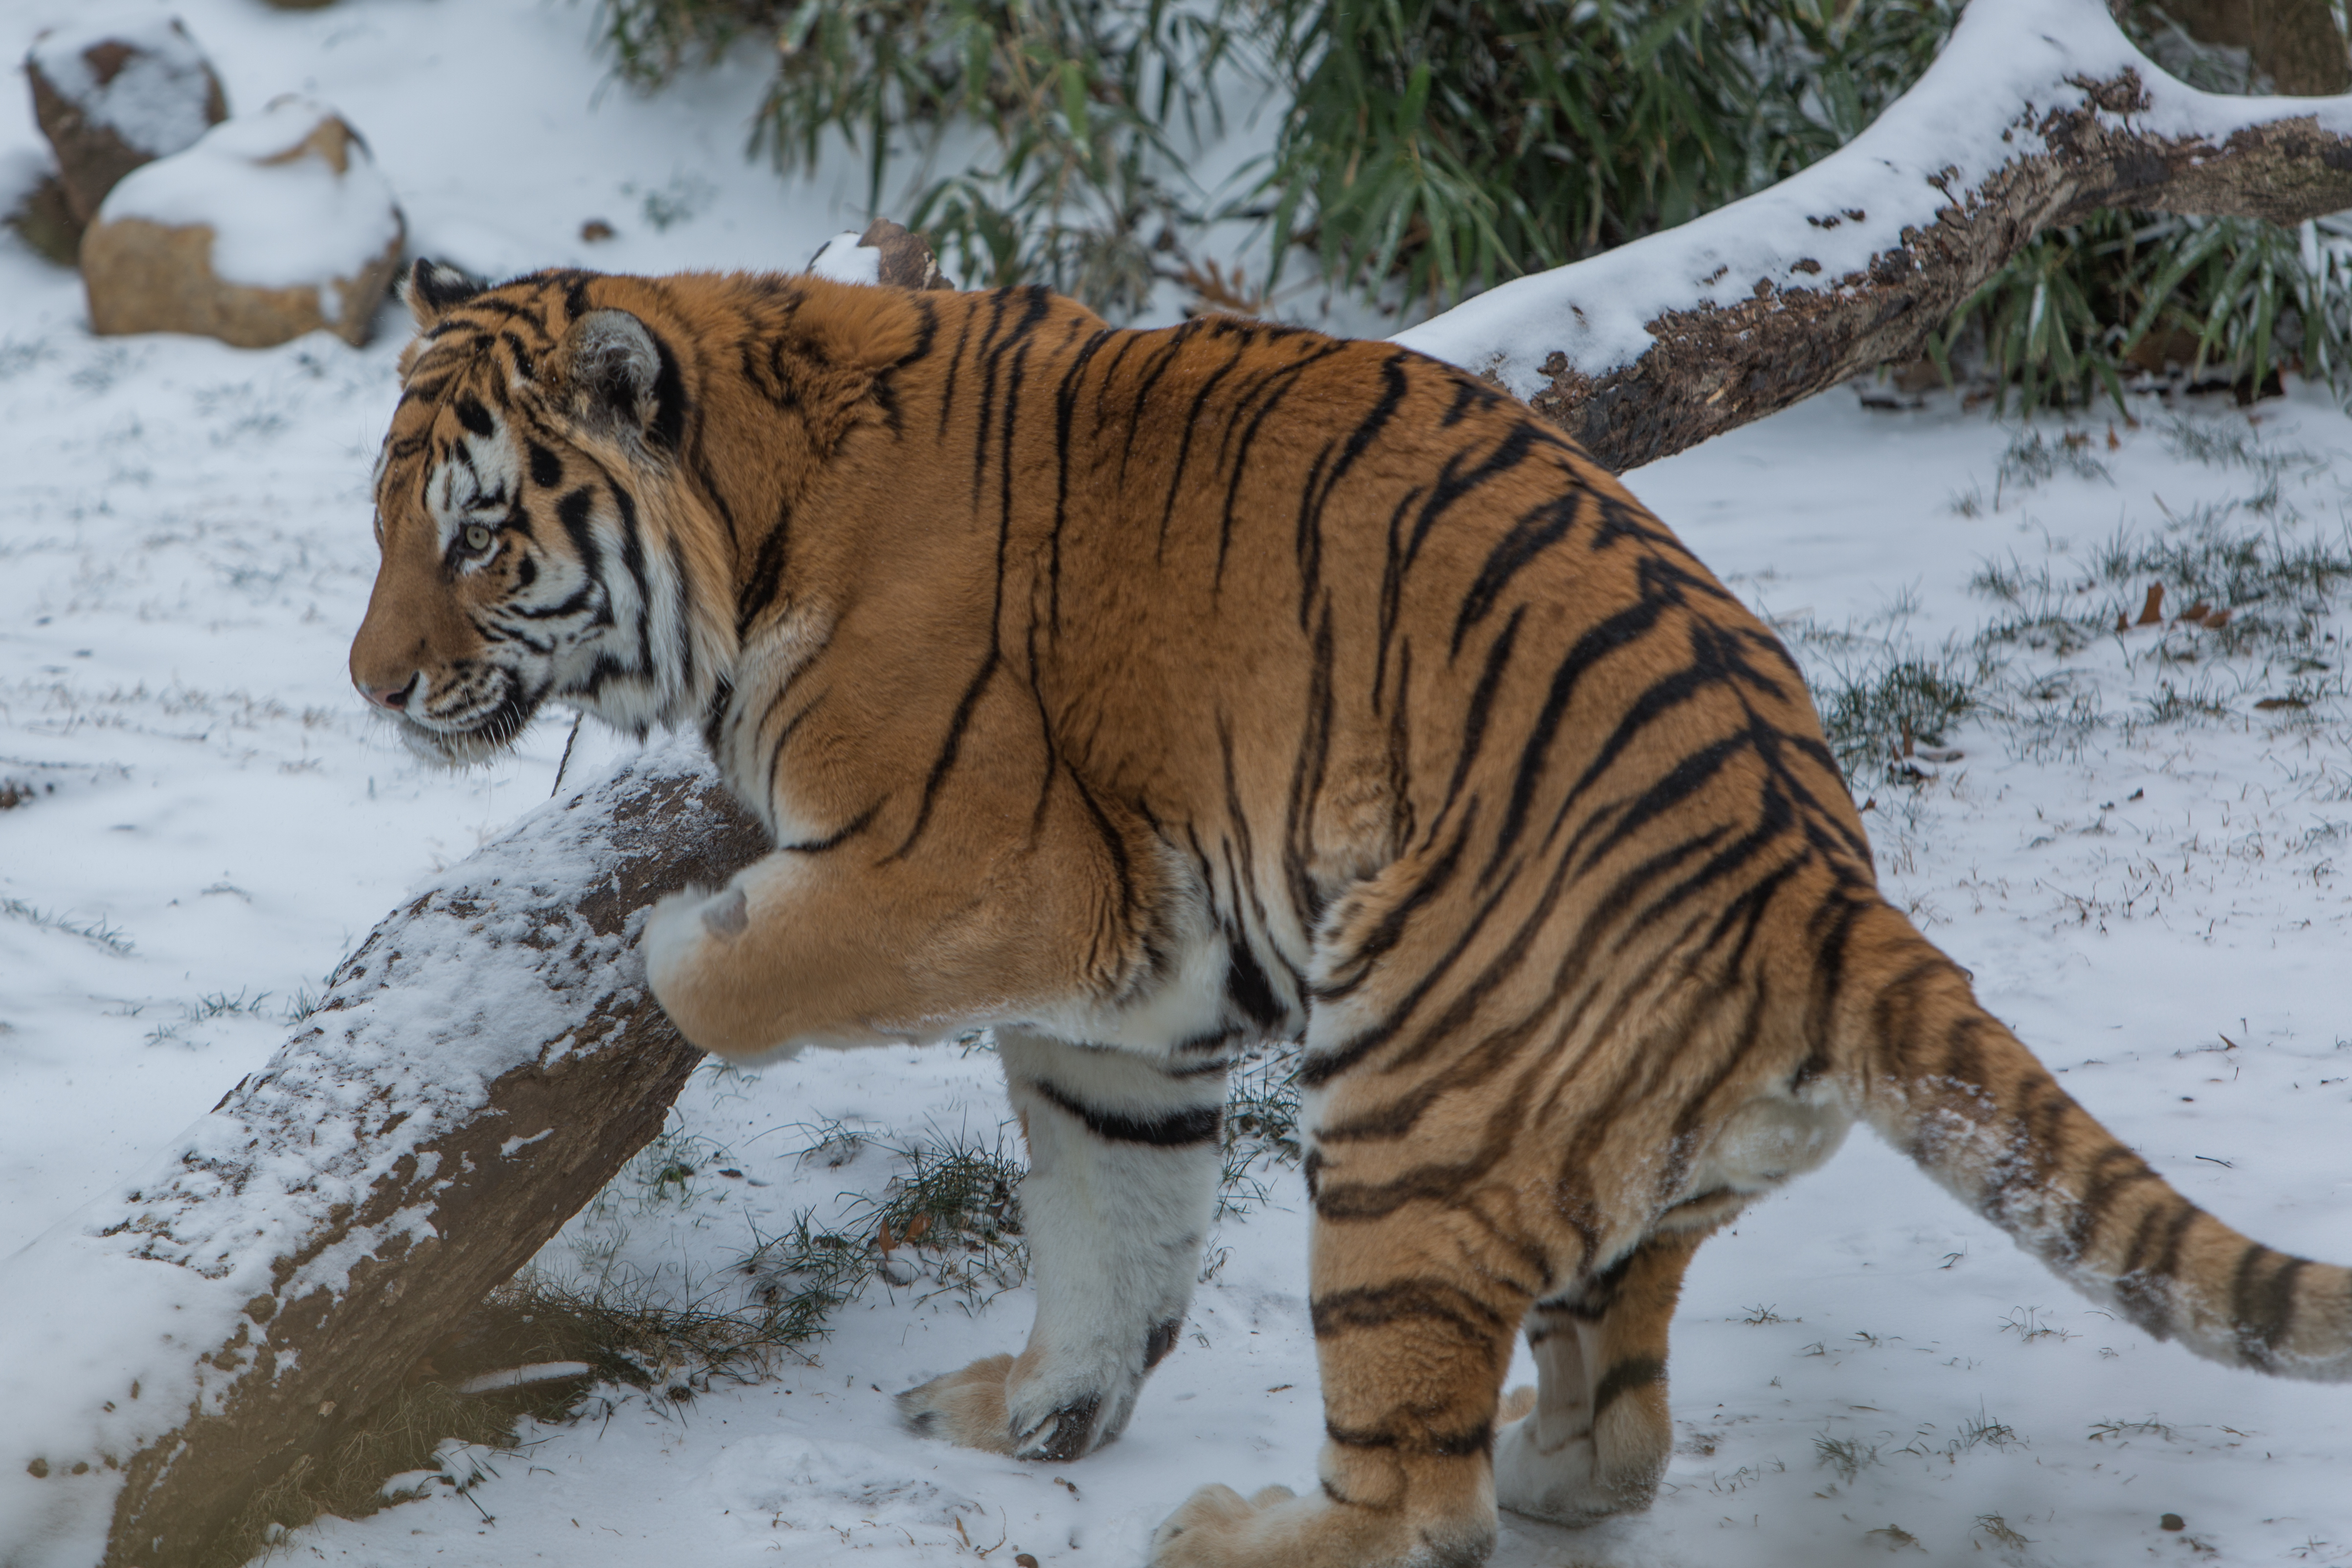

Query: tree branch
[1393,0,2352,472]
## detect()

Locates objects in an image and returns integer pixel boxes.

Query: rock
[858,218,953,290]
[2,162,81,267]
[24,6,227,230]
[804,220,954,290]
[81,96,406,349]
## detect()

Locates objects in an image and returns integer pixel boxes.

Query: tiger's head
[349,261,738,766]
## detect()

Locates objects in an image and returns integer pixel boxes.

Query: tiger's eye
[463,523,493,553]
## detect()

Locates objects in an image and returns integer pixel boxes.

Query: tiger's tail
[1836,899,2352,1381]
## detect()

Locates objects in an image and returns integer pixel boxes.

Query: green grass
[1810,646,1982,784]
[1218,1045,1305,1217]
[1799,414,2352,791]
[0,896,133,954]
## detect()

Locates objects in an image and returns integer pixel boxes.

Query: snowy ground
[3,2,2351,1565]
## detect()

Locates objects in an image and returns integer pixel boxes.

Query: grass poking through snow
[0,896,133,955]
[1789,413,2352,795]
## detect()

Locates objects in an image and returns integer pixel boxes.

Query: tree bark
[2139,0,2352,97]
[0,748,764,1568]
[1392,0,2352,472]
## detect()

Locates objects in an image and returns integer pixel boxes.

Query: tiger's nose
[358,674,417,711]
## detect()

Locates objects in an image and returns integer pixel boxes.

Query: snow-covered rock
[808,219,954,290]
[23,5,226,229]
[79,95,404,348]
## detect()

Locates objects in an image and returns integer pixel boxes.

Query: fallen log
[1392,0,2352,471]
[0,745,763,1568]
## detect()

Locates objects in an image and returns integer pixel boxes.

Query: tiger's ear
[403,259,485,330]
[552,308,682,452]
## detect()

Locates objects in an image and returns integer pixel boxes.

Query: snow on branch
[0,747,764,1568]
[1393,0,2352,471]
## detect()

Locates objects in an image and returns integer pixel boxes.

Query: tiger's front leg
[639,712,1230,1461]
[896,1028,1228,1459]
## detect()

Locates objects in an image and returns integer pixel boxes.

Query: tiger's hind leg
[1152,1120,1537,1567]
[897,1027,1227,1460]
[1493,1227,1709,1524]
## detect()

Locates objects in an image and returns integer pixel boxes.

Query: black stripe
[1211,345,1350,592]
[607,480,654,673]
[556,487,600,578]
[1028,1079,1221,1146]
[1481,595,1673,884]
[777,802,880,855]
[1323,1418,1494,1458]
[1590,1355,1665,1419]
[1156,335,1246,557]
[1404,420,1544,569]
[2233,1246,2306,1363]
[621,324,682,454]
[1049,328,1119,633]
[1454,491,1581,657]
[1117,324,1203,490]
[1225,944,1285,1030]
[1312,1280,1510,1342]
[937,300,978,440]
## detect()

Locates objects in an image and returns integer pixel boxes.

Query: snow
[27,2,219,161]
[807,231,884,286]
[0,741,728,1567]
[1393,0,2352,397]
[97,94,403,296]
[2,1,2350,1565]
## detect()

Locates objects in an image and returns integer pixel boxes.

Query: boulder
[25,7,226,230]
[2,160,80,267]
[80,97,405,349]
[806,219,956,289]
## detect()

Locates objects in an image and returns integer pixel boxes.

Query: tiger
[348,257,2352,1568]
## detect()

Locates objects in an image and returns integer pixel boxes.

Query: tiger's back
[352,267,2352,1568]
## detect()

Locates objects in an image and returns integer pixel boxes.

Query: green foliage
[597,0,1246,316]
[1814,650,1980,783]
[590,0,2352,397]
[1218,1046,1304,1217]
[1932,211,2352,415]
[1260,0,1956,306]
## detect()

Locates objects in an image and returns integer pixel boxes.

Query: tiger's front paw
[641,880,778,1058]
[897,1349,1139,1461]
[643,882,742,990]
[896,1353,1017,1455]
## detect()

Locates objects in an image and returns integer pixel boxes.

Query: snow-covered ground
[3,2,2350,1565]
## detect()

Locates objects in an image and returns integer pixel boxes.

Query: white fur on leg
[900,1027,1225,1459]
[1001,1028,1224,1456]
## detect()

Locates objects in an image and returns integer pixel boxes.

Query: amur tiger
[348,259,2351,1567]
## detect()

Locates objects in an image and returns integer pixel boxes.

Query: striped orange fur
[351,263,2351,1568]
